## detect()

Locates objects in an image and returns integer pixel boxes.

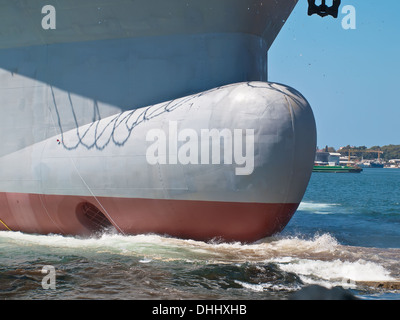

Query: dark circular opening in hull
[76,202,113,233]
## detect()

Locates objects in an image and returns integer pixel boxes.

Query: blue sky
[269,0,400,149]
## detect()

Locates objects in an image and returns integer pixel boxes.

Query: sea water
[0,168,399,300]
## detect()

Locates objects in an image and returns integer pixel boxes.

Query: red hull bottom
[0,192,299,242]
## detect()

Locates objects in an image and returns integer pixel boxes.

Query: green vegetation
[319,145,400,161]
[377,145,400,161]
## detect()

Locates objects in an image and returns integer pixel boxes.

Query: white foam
[0,231,347,262]
[265,233,340,254]
[234,280,300,292]
[275,258,395,284]
[234,280,265,292]
[298,201,340,214]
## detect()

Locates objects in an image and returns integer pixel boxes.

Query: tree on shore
[336,144,400,161]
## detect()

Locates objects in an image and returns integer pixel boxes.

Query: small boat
[313,165,363,173]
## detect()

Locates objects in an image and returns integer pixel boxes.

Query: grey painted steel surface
[0,0,296,49]
[0,82,316,204]
[0,0,297,157]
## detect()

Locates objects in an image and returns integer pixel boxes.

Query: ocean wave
[234,279,301,293]
[275,258,395,286]
[1,230,398,289]
[297,201,340,214]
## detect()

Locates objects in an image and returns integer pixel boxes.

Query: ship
[313,151,363,173]
[313,165,363,173]
[0,0,317,242]
[358,161,384,169]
